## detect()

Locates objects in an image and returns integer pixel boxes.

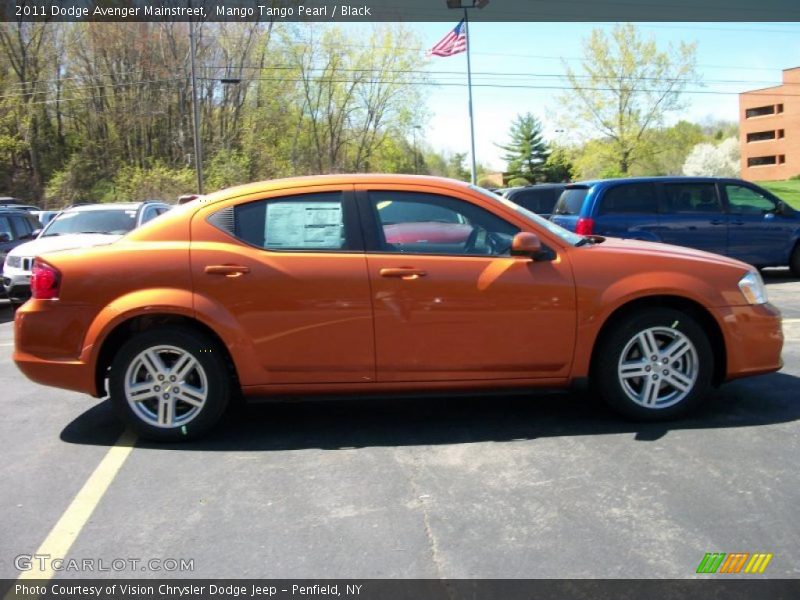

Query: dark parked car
[550,177,800,275]
[0,208,42,298]
[499,184,567,218]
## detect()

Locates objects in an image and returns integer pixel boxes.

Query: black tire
[593,307,713,421]
[790,243,800,278]
[109,327,231,442]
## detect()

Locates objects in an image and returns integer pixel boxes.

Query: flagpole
[463,9,478,185]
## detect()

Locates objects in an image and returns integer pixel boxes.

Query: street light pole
[189,17,204,194]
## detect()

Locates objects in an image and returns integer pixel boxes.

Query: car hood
[587,236,752,271]
[6,233,123,258]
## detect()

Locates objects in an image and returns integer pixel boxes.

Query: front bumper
[721,302,783,380]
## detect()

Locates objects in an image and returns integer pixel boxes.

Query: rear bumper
[721,302,783,380]
[13,299,99,396]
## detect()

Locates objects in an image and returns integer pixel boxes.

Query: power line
[199,64,795,87]
[198,75,800,98]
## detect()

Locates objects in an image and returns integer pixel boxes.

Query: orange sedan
[13,175,783,441]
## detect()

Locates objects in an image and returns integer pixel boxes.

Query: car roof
[505,183,567,193]
[569,176,743,188]
[60,202,164,213]
[199,174,474,204]
[0,206,37,214]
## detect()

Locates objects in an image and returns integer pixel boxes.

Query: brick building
[739,67,800,181]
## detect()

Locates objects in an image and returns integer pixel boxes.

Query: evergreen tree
[498,113,550,183]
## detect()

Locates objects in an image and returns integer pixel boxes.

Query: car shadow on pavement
[61,371,800,451]
[762,267,799,285]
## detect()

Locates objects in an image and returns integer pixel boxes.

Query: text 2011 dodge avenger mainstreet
[13,175,783,441]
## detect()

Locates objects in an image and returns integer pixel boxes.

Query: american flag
[427,20,467,58]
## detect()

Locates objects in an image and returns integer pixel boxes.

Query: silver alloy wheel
[617,326,699,409]
[124,345,208,428]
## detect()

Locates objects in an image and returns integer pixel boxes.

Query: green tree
[560,23,698,175]
[497,113,550,183]
[543,145,575,182]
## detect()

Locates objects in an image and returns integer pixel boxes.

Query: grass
[760,179,800,209]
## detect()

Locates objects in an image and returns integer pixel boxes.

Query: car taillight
[30,261,60,300]
[575,217,595,235]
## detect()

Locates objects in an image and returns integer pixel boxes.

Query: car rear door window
[0,215,14,240]
[368,191,519,256]
[230,192,354,251]
[553,188,588,215]
[600,184,659,214]
[11,214,33,237]
[725,185,777,214]
[662,183,723,214]
[510,189,559,214]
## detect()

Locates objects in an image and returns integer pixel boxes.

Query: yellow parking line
[16,430,137,580]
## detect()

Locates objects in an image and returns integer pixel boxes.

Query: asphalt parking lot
[1,270,799,580]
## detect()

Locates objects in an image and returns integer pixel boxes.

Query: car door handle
[710,219,726,225]
[730,220,744,226]
[379,267,427,280]
[204,264,250,277]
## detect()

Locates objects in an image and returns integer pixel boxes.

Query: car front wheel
[109,327,231,441]
[594,308,713,420]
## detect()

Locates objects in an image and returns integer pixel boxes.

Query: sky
[406,21,800,171]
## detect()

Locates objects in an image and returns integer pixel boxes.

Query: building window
[745,105,776,118]
[778,155,786,164]
[778,129,785,139]
[747,155,777,167]
[747,130,776,142]
[776,103,784,113]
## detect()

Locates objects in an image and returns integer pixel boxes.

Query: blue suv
[550,177,800,275]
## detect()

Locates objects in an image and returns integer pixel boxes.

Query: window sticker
[265,202,343,249]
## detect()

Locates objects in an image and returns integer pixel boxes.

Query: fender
[80,288,196,379]
[570,271,729,378]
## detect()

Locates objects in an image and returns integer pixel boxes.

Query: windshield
[43,209,137,236]
[469,185,584,246]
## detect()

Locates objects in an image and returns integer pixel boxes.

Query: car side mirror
[775,201,790,216]
[511,232,542,259]
[0,232,10,243]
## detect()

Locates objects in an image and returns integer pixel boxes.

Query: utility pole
[189,17,204,194]
[463,7,477,185]
[445,1,488,185]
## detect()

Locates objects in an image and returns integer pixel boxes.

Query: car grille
[21,257,33,271]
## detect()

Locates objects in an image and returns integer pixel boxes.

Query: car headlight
[5,255,21,269]
[738,270,768,305]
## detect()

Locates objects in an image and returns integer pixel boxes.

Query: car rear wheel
[109,327,230,441]
[594,308,713,420]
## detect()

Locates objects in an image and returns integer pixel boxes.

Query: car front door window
[369,191,519,256]
[726,185,777,214]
